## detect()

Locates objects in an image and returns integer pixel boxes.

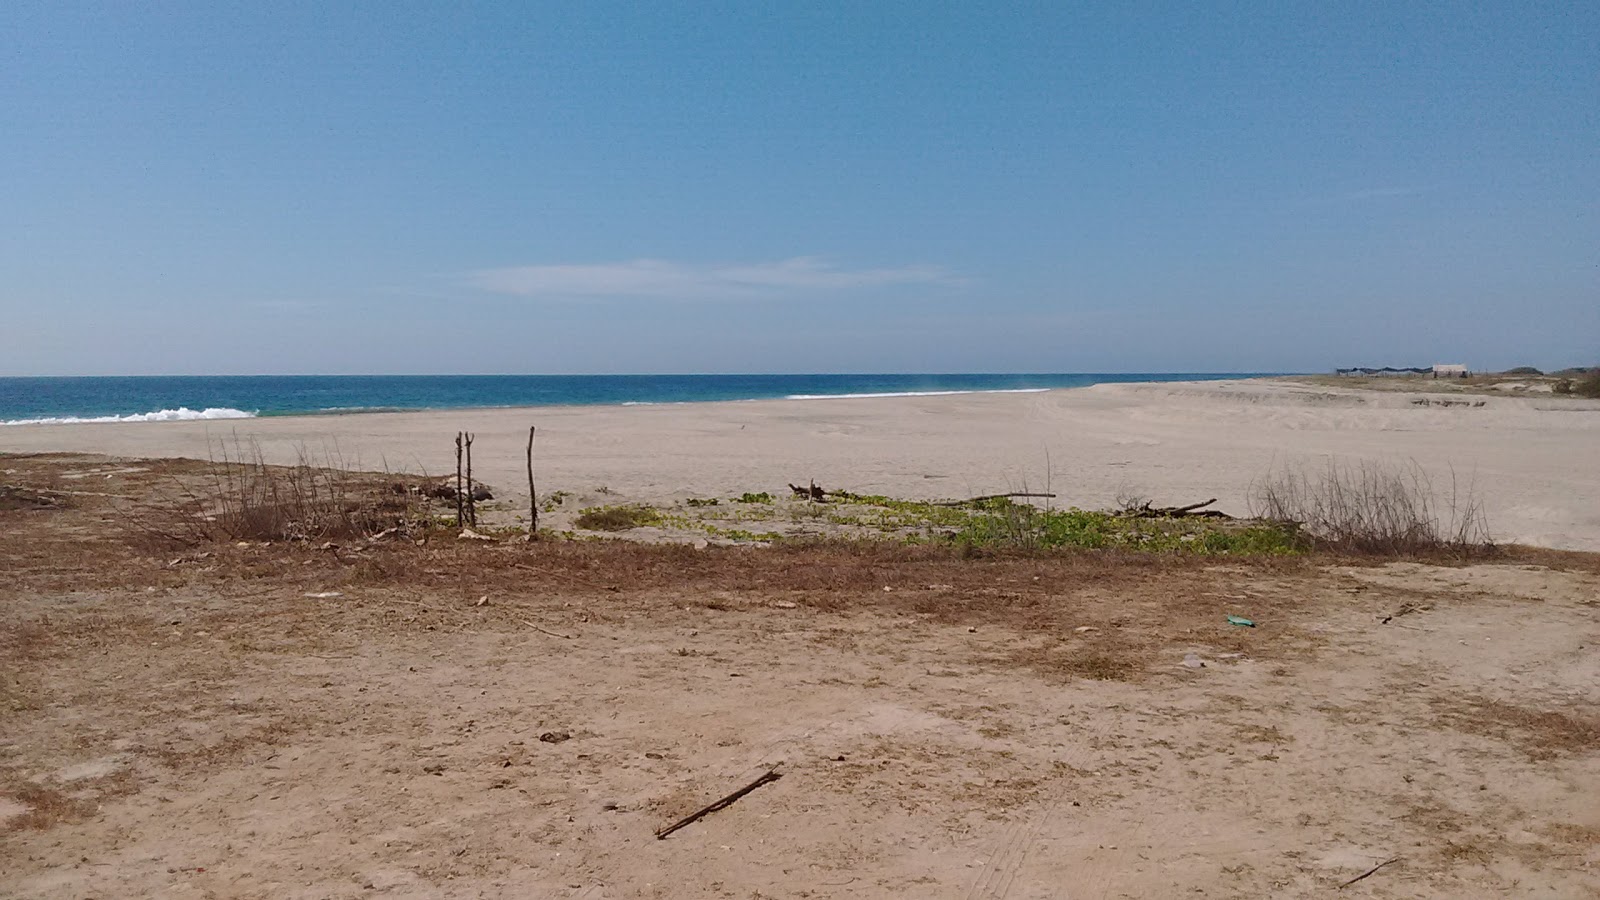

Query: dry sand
[3,452,1598,898]
[4,379,1596,550]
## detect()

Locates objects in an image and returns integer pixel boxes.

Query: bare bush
[1249,459,1491,555]
[129,439,423,545]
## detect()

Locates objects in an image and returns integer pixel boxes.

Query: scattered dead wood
[655,768,783,839]
[1121,498,1229,519]
[521,620,572,639]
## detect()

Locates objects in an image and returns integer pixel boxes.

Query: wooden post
[464,432,476,527]
[526,425,538,542]
[454,432,464,528]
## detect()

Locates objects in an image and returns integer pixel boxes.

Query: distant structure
[1334,366,1430,377]
[1333,364,1471,379]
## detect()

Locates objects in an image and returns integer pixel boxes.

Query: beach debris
[933,492,1058,507]
[1338,856,1401,888]
[1119,498,1229,519]
[1227,615,1256,627]
[426,479,493,502]
[457,528,495,541]
[520,619,572,639]
[476,595,489,607]
[304,591,343,599]
[526,425,538,542]
[1074,625,1097,633]
[539,731,571,744]
[655,768,783,839]
[789,481,829,501]
[1182,652,1207,669]
[772,600,798,609]
[1379,602,1431,624]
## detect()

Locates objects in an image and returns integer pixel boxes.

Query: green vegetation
[574,504,662,531]
[685,497,720,507]
[953,503,1307,554]
[734,491,773,504]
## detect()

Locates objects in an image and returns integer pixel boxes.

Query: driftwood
[526,425,538,542]
[655,769,783,839]
[454,433,465,527]
[464,432,477,527]
[1338,857,1400,888]
[933,492,1057,507]
[1121,498,1229,519]
[788,481,828,501]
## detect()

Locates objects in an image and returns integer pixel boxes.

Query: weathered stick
[454,432,464,527]
[655,769,783,839]
[520,619,571,639]
[526,425,538,542]
[1338,857,1400,888]
[464,432,476,527]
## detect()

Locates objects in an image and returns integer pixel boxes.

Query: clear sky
[4,2,1596,375]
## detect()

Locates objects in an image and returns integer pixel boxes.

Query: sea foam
[2,407,256,426]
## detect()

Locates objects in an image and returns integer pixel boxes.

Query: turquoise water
[0,373,1273,424]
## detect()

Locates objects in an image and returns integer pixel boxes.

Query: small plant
[1576,371,1600,399]
[686,497,720,507]
[574,504,662,531]
[735,492,773,504]
[541,489,572,512]
[1553,379,1574,395]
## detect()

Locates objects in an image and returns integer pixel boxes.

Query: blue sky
[3,2,1596,375]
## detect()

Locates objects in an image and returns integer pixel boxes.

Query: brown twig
[655,768,783,839]
[1338,856,1400,888]
[521,620,572,639]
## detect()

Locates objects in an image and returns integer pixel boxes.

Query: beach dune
[3,379,1596,550]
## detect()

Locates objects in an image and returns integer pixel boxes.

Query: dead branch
[934,492,1058,507]
[655,768,783,839]
[1338,856,1400,888]
[526,425,538,541]
[1121,498,1229,519]
[454,433,464,528]
[520,620,571,639]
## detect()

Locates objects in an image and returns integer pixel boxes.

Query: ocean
[0,373,1270,425]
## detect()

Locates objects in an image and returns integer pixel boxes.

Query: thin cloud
[1344,186,1430,201]
[469,257,957,299]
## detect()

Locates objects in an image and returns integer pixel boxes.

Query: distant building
[1335,366,1430,376]
[1432,364,1469,378]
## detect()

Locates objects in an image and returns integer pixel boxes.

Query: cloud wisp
[469,257,957,299]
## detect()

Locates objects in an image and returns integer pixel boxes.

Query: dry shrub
[1249,459,1491,556]
[129,439,422,546]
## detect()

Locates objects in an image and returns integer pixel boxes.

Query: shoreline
[3,378,1596,551]
[0,373,1278,426]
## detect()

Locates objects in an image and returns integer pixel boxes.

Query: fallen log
[655,768,783,839]
[933,492,1057,507]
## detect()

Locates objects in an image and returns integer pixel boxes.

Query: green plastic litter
[1227,615,1256,627]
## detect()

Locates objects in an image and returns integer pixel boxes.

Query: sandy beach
[4,378,1596,550]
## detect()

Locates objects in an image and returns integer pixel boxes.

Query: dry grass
[121,439,426,546]
[1250,459,1492,556]
[1434,696,1600,759]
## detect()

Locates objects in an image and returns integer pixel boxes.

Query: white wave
[784,388,1052,401]
[2,407,257,426]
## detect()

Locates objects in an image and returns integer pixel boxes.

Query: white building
[1433,364,1468,377]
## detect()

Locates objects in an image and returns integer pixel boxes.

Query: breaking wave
[2,407,257,426]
